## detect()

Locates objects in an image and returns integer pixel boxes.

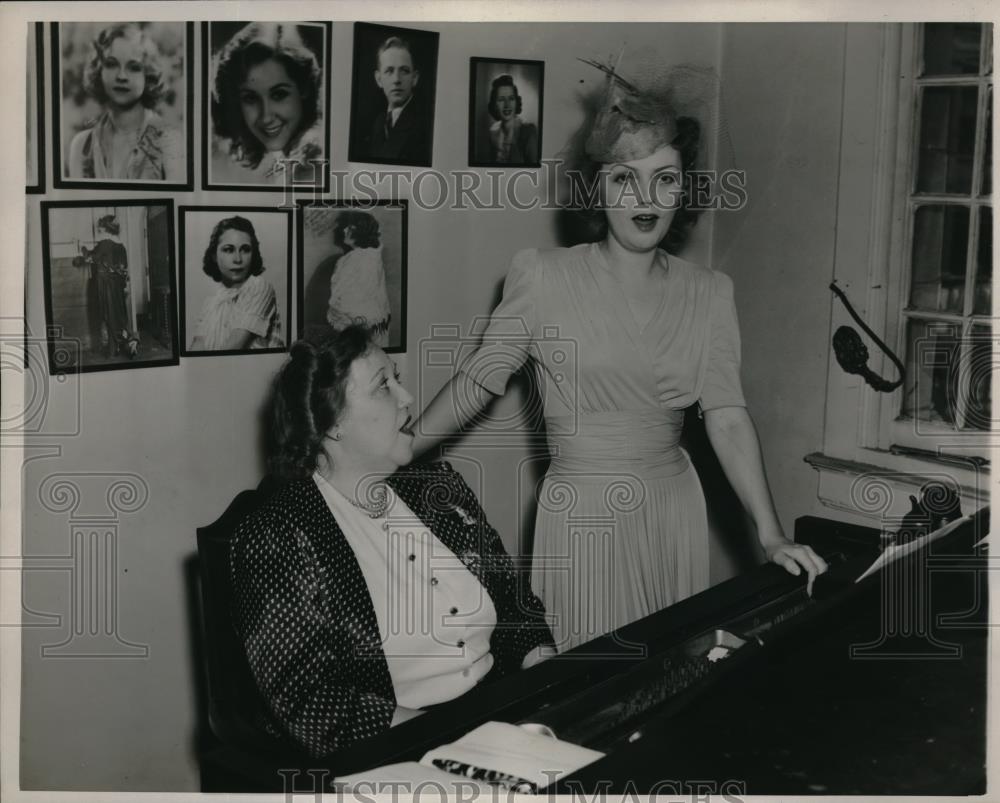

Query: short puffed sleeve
[460,249,539,396]
[232,277,277,337]
[699,271,746,411]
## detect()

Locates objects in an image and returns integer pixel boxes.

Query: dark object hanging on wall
[829,282,905,392]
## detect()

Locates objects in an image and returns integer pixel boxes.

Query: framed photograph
[27,22,46,194]
[51,22,194,191]
[179,207,291,356]
[203,21,332,192]
[297,200,408,353]
[348,22,439,167]
[468,57,544,167]
[40,200,179,374]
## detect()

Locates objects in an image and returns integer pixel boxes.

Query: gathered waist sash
[545,409,689,479]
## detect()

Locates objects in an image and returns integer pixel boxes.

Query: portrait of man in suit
[349,23,438,167]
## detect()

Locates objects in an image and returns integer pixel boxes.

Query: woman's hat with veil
[562,49,733,173]
[557,49,735,244]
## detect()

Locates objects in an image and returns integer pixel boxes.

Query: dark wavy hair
[202,216,265,284]
[487,74,523,121]
[97,214,121,236]
[332,211,381,250]
[211,23,321,169]
[569,116,701,254]
[267,326,373,479]
[83,23,165,109]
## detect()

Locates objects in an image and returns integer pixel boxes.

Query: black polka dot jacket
[231,460,554,758]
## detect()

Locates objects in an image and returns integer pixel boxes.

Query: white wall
[715,23,850,538]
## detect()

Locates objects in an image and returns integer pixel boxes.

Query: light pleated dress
[464,243,746,652]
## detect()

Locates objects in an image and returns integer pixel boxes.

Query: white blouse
[190,274,284,351]
[312,473,497,708]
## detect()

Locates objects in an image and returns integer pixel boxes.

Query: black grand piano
[196,507,990,795]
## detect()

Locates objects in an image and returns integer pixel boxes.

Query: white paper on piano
[419,721,605,788]
[855,514,973,583]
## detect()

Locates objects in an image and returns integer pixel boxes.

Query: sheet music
[419,721,605,789]
[335,761,496,792]
[854,514,973,583]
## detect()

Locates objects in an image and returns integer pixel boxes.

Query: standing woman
[76,214,139,359]
[487,74,538,165]
[68,23,183,181]
[189,216,284,351]
[210,23,324,184]
[326,211,392,348]
[414,65,827,652]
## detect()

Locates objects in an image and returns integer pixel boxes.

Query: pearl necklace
[346,484,390,519]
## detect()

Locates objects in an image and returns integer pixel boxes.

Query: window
[809,23,992,518]
[887,23,993,452]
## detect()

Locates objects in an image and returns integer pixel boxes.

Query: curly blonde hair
[83,24,165,109]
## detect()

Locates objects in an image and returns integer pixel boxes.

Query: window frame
[809,23,992,522]
[880,22,994,452]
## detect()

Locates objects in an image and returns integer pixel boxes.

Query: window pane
[982,87,992,196]
[916,86,979,194]
[922,23,982,75]
[962,324,993,430]
[974,206,992,314]
[901,319,960,425]
[987,24,993,75]
[910,204,970,312]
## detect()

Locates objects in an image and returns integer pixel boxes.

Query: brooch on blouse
[453,505,476,526]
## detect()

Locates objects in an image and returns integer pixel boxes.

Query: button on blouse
[312,473,497,709]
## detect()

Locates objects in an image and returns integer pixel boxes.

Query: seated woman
[231,326,554,757]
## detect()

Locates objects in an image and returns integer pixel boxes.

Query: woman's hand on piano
[762,538,829,596]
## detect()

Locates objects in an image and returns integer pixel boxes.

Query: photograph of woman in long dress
[206,21,330,190]
[40,200,179,373]
[54,22,190,188]
[75,214,140,359]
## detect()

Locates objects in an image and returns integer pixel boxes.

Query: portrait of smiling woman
[469,58,544,167]
[205,21,331,190]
